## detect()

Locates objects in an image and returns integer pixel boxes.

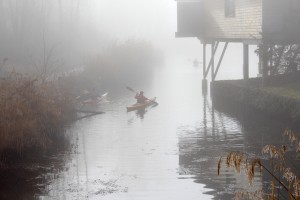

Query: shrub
[0,73,75,156]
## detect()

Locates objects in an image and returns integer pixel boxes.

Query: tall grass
[0,73,75,158]
[218,129,300,199]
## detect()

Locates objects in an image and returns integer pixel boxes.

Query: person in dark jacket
[135,91,148,104]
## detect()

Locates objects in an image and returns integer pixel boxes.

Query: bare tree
[29,29,65,82]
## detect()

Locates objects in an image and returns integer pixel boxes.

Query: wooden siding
[176,0,300,44]
[203,0,262,41]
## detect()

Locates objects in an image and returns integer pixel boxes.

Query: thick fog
[85,0,201,55]
[0,0,202,73]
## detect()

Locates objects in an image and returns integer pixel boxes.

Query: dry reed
[0,73,75,158]
[218,129,300,200]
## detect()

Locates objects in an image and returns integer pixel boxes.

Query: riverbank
[0,74,76,164]
[211,71,300,126]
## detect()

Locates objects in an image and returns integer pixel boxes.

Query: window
[225,0,235,17]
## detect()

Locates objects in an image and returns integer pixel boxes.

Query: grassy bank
[261,80,300,100]
[212,72,300,125]
[0,73,75,160]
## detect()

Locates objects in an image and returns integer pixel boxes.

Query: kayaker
[135,91,148,104]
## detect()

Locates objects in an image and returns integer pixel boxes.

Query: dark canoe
[126,97,157,112]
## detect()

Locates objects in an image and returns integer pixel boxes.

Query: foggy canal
[3,58,290,200]
[1,0,300,199]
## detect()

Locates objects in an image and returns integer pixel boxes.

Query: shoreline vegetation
[0,73,76,164]
[0,39,163,166]
[212,71,300,126]
[213,72,300,199]
[218,129,300,199]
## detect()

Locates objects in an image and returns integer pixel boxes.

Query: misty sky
[85,0,257,78]
[0,0,258,77]
[83,0,201,57]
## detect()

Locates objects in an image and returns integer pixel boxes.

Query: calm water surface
[22,59,294,199]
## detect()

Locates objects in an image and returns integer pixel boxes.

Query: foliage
[261,80,300,101]
[0,73,75,158]
[269,45,300,75]
[256,44,300,75]
[218,129,300,200]
[213,79,300,124]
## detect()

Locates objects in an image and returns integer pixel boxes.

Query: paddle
[126,86,139,94]
[126,86,158,105]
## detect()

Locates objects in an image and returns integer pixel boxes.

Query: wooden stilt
[202,43,208,94]
[211,42,215,82]
[243,44,249,80]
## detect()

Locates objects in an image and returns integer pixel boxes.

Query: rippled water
[3,58,296,200]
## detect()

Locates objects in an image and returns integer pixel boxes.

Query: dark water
[1,58,296,200]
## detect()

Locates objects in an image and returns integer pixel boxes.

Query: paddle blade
[126,86,136,93]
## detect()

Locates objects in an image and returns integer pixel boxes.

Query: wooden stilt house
[176,0,300,83]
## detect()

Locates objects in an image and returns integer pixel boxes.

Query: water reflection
[178,93,263,199]
[1,60,298,199]
[178,87,298,199]
[0,132,73,200]
[136,108,146,119]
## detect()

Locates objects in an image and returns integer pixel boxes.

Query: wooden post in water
[211,42,215,82]
[210,42,215,98]
[203,43,206,79]
[202,43,208,94]
[243,43,249,80]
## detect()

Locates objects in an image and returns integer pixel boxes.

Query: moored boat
[126,97,157,112]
